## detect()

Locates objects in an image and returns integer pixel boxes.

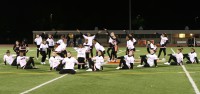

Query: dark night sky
[0,0,200,43]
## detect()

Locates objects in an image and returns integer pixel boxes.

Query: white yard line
[20,74,67,94]
[181,65,200,94]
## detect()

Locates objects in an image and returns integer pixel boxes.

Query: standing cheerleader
[124,30,137,55]
[105,29,120,62]
[126,36,135,54]
[157,33,168,59]
[184,48,199,64]
[83,39,91,59]
[13,40,20,56]
[46,34,55,59]
[34,34,42,60]
[39,40,49,64]
[111,36,120,62]
[74,44,87,69]
[77,29,101,57]
[105,29,115,61]
[19,41,29,56]
[83,39,91,68]
[164,48,183,65]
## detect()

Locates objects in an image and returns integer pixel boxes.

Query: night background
[0,0,200,43]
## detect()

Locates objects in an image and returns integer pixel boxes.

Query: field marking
[181,65,200,94]
[0,71,197,75]
[20,74,67,94]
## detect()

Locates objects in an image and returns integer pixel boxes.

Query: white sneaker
[116,67,121,69]
[86,69,93,71]
[46,58,49,60]
[43,62,46,64]
[164,62,170,65]
[137,65,143,67]
[41,62,43,64]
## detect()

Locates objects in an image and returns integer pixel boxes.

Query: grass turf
[0,46,200,94]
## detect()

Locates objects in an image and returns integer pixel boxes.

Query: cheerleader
[17,51,36,69]
[57,35,66,45]
[19,41,29,56]
[13,40,20,56]
[111,37,120,62]
[93,39,105,58]
[34,34,42,60]
[49,51,63,71]
[83,39,92,69]
[46,34,55,59]
[184,48,199,64]
[86,51,104,71]
[164,48,183,65]
[55,39,67,58]
[157,33,168,59]
[116,51,134,69]
[137,49,158,67]
[146,40,156,53]
[124,30,137,54]
[105,29,115,60]
[59,51,84,74]
[77,29,101,57]
[126,36,135,54]
[39,40,49,64]
[3,50,15,65]
[74,44,87,69]
[83,39,91,59]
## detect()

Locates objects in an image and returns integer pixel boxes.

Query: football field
[0,45,200,94]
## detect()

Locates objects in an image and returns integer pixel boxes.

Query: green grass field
[0,46,200,94]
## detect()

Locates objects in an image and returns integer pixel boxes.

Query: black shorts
[78,57,85,63]
[37,45,40,48]
[49,46,54,49]
[127,48,136,52]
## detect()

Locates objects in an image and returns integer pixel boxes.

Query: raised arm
[77,29,87,39]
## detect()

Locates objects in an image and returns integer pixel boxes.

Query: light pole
[129,0,132,33]
[50,13,53,30]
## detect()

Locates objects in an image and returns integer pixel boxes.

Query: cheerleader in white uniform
[137,49,158,67]
[183,48,199,64]
[3,50,15,65]
[59,51,84,74]
[86,51,104,71]
[164,48,183,65]
[74,44,87,69]
[46,34,55,59]
[116,51,134,69]
[49,52,63,71]
[39,40,49,64]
